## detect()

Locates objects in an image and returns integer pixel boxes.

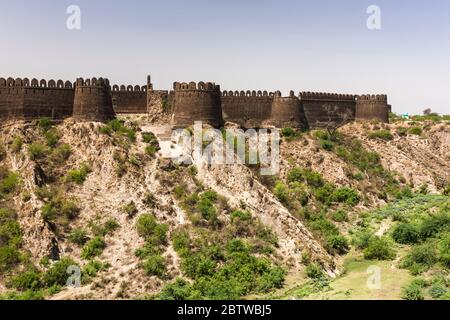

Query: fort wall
[221,90,274,127]
[300,92,356,129]
[1,75,391,128]
[172,82,223,128]
[355,95,389,122]
[112,85,148,114]
[268,91,307,129]
[0,77,74,121]
[73,78,115,122]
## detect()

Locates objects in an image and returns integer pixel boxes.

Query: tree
[422,108,432,115]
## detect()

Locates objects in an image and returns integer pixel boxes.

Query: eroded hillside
[0,116,448,300]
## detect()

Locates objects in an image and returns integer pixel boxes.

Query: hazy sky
[1,0,449,115]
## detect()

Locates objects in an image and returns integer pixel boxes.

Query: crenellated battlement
[356,94,388,102]
[73,77,115,122]
[173,81,220,92]
[221,90,279,97]
[112,84,147,92]
[0,74,391,127]
[75,77,110,88]
[355,94,390,122]
[171,81,222,128]
[111,83,148,114]
[300,92,356,101]
[0,77,74,89]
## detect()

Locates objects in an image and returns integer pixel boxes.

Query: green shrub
[68,228,89,246]
[352,172,365,181]
[122,201,138,217]
[142,132,157,144]
[231,210,252,222]
[287,167,324,188]
[395,186,414,199]
[126,130,137,142]
[41,197,80,227]
[313,130,332,141]
[145,145,158,157]
[409,127,423,136]
[281,128,301,141]
[43,257,78,287]
[368,130,393,141]
[401,243,437,273]
[100,119,137,142]
[102,219,120,236]
[363,237,395,260]
[8,270,43,291]
[305,263,324,279]
[304,170,325,188]
[332,187,360,206]
[37,117,53,132]
[320,140,334,151]
[439,234,450,268]
[11,136,23,153]
[0,143,5,161]
[429,284,447,299]
[290,182,309,206]
[158,278,197,300]
[29,143,47,160]
[418,212,450,240]
[81,237,106,259]
[444,184,450,196]
[273,181,292,207]
[227,239,249,254]
[396,127,408,137]
[0,171,21,195]
[326,235,349,255]
[0,207,18,224]
[314,183,335,204]
[136,214,168,246]
[392,223,419,244]
[143,254,167,278]
[198,198,217,221]
[309,216,339,237]
[401,282,424,300]
[67,163,92,185]
[0,220,22,247]
[352,230,375,249]
[0,245,21,273]
[44,130,59,147]
[51,144,71,163]
[172,229,191,253]
[332,210,348,222]
[82,260,106,280]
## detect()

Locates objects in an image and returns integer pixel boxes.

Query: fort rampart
[73,78,115,122]
[1,75,391,128]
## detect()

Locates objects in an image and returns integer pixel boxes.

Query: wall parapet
[112,84,147,92]
[300,92,356,101]
[0,77,74,89]
[356,94,388,102]
[173,81,220,92]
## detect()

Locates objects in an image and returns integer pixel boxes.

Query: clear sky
[1,0,449,115]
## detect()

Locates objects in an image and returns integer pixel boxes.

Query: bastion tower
[268,91,307,129]
[355,95,390,123]
[73,77,115,122]
[171,81,223,128]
